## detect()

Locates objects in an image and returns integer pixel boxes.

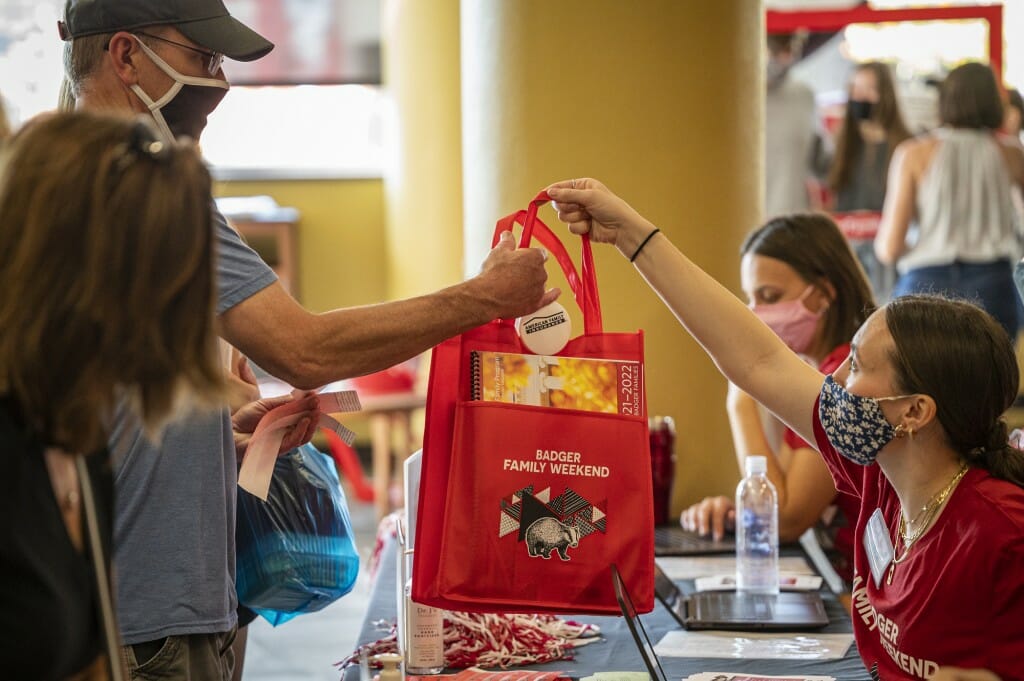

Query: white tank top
[899,128,1017,273]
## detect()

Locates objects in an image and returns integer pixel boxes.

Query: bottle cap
[745,455,767,476]
[373,653,403,681]
[516,301,571,355]
[648,415,676,433]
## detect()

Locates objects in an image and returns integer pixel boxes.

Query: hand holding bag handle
[492,191,602,336]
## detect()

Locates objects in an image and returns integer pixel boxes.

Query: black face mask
[848,99,874,122]
[130,36,229,142]
[160,84,228,140]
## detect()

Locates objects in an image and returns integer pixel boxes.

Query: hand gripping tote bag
[412,191,654,615]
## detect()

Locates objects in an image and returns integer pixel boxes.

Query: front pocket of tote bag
[435,401,653,614]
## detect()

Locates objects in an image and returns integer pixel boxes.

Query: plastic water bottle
[735,455,779,594]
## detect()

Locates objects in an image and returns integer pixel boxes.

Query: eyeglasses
[135,32,224,76]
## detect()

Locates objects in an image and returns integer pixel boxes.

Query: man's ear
[107,32,141,86]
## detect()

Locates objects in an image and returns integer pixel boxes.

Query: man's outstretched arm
[220,231,559,389]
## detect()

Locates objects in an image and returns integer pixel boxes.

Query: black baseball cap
[58,0,274,62]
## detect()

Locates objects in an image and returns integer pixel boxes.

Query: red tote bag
[412,192,654,615]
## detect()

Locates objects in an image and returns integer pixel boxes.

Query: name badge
[863,508,894,588]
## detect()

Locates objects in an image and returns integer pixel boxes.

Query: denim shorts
[893,259,1017,340]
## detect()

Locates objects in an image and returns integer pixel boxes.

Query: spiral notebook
[470,350,643,416]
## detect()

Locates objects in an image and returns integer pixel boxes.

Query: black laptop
[654,525,735,556]
[611,564,670,681]
[654,562,829,631]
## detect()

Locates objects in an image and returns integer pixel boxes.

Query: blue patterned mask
[818,375,914,465]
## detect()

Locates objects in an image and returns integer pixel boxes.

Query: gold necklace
[886,462,968,585]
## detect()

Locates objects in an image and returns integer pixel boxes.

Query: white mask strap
[129,83,175,142]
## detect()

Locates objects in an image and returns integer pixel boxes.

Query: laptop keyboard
[690,591,776,621]
[654,526,735,556]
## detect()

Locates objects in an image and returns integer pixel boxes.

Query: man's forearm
[222,279,497,389]
[291,281,497,387]
[221,231,556,390]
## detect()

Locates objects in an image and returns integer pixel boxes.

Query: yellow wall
[381,0,464,299]
[213,179,388,313]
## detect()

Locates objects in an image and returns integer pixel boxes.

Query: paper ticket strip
[237,389,362,501]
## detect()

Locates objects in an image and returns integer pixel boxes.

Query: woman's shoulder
[891,134,940,179]
[958,469,1024,535]
[894,131,937,152]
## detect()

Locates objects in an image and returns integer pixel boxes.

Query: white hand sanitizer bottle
[402,576,444,674]
[735,455,779,595]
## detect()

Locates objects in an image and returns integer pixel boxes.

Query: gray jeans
[121,628,236,681]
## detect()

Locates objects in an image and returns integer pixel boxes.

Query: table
[343,538,870,680]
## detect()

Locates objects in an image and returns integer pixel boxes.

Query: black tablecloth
[344,539,870,680]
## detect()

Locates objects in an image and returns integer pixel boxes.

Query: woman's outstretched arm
[546,178,825,444]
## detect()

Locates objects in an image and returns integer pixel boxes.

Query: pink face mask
[750,286,826,354]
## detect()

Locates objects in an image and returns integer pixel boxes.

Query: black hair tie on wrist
[630,228,660,262]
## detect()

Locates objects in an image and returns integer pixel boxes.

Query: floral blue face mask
[818,375,914,465]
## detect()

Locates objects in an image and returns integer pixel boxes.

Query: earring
[894,424,908,439]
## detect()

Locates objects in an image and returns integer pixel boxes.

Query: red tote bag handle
[492,191,603,335]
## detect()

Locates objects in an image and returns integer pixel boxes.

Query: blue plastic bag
[236,443,360,626]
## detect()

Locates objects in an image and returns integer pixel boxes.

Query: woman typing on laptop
[677,214,873,590]
[546,178,1024,681]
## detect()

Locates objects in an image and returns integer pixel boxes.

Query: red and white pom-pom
[336,612,600,674]
[366,513,401,583]
[444,612,600,669]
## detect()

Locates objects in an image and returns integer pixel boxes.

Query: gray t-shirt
[110,210,277,644]
[834,140,890,213]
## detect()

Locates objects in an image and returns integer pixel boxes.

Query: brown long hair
[829,62,911,193]
[0,112,226,452]
[741,213,876,352]
[885,295,1024,487]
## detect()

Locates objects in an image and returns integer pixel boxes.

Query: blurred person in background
[1002,88,1024,332]
[1002,88,1022,145]
[827,62,912,303]
[876,62,1024,340]
[766,32,826,217]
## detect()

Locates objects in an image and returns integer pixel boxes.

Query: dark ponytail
[968,422,1024,487]
[886,295,1024,488]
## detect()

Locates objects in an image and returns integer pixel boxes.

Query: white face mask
[130,36,229,142]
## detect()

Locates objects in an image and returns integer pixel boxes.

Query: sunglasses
[135,32,224,76]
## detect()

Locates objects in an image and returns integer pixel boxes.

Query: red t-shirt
[781,344,859,583]
[812,402,1024,680]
